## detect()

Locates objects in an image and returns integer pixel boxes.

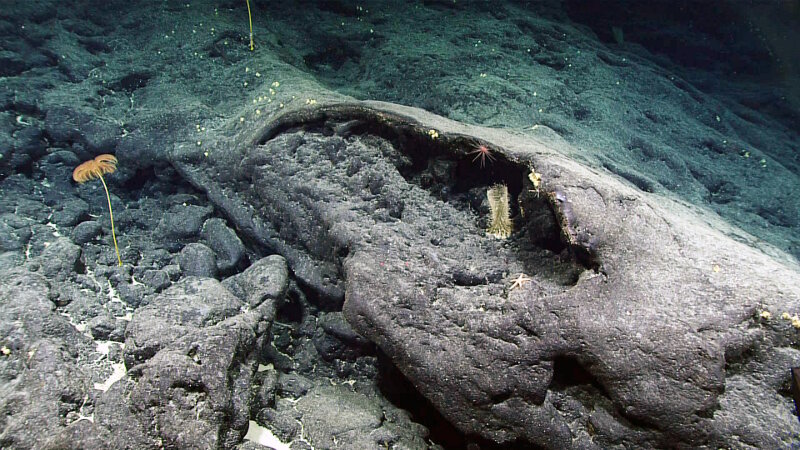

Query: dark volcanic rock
[52,198,90,227]
[71,220,102,244]
[156,203,213,248]
[292,384,430,449]
[171,101,800,448]
[26,272,283,450]
[0,214,31,251]
[44,106,121,156]
[126,308,267,449]
[123,277,242,367]
[39,237,82,281]
[139,268,171,292]
[313,311,374,362]
[2,1,800,447]
[178,242,217,278]
[201,217,246,274]
[0,269,96,450]
[222,254,288,308]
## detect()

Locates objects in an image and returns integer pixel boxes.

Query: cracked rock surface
[1,0,800,449]
[172,101,800,448]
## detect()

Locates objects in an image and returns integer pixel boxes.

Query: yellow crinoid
[73,154,122,266]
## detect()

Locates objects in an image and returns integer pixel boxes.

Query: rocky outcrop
[172,100,800,448]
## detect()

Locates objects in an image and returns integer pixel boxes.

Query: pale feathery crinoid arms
[73,154,122,266]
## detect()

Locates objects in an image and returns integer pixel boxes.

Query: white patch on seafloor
[243,421,293,450]
[94,362,126,392]
[45,222,61,236]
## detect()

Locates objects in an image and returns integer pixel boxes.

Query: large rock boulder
[172,100,800,448]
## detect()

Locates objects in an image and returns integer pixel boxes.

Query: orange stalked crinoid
[73,154,122,266]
